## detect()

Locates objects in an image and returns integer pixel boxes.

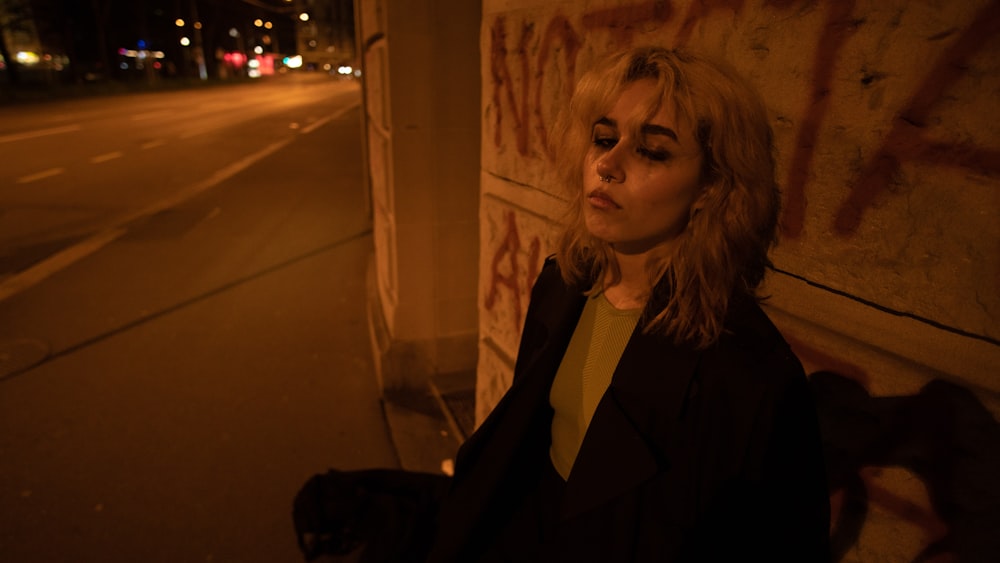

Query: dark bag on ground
[293,468,451,562]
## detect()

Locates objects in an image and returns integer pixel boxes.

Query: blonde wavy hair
[551,46,780,349]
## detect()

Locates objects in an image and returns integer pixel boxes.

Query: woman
[426,46,830,562]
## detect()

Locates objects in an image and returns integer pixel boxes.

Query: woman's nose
[595,148,625,183]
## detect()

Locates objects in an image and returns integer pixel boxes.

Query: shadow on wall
[811,372,1000,562]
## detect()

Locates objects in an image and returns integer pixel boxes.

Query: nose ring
[600,175,612,183]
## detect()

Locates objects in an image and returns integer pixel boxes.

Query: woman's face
[581,79,705,256]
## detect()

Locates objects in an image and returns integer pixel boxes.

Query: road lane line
[90,151,124,163]
[0,124,82,144]
[0,138,294,303]
[131,110,173,121]
[301,101,361,134]
[16,168,66,184]
[0,228,127,302]
[141,139,166,149]
[130,139,292,218]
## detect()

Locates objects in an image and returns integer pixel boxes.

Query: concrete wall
[357,0,481,390]
[478,0,999,561]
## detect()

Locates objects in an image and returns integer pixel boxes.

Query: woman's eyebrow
[641,123,679,142]
[594,117,680,143]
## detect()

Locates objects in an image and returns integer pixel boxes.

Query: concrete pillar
[357,0,482,392]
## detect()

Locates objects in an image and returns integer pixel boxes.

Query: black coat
[427,258,830,562]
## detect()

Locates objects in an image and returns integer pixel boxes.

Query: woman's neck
[603,250,652,310]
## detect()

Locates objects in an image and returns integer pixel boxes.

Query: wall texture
[478,0,999,561]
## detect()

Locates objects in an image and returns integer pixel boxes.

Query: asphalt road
[0,75,402,562]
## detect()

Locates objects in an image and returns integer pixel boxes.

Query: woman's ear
[689,184,713,218]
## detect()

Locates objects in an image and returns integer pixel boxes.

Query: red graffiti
[832,0,1000,236]
[781,0,860,237]
[484,210,541,330]
[674,0,747,46]
[534,15,582,159]
[581,1,674,47]
[488,1,998,240]
[490,16,534,156]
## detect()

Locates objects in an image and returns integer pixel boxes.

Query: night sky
[14,0,313,81]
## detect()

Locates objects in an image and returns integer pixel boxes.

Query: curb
[382,383,465,475]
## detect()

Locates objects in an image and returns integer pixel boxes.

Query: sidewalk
[381,369,477,476]
[0,100,476,562]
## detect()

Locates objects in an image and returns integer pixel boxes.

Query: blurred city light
[223,52,246,67]
[0,1,354,84]
[16,52,41,64]
[117,48,165,59]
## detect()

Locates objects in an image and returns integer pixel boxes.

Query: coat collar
[506,262,588,395]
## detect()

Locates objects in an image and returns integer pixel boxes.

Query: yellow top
[549,292,641,480]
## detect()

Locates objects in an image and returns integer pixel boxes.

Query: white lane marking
[0,228,127,302]
[141,139,166,149]
[131,110,173,121]
[0,139,293,302]
[16,168,66,184]
[301,101,360,134]
[0,124,82,144]
[90,151,124,164]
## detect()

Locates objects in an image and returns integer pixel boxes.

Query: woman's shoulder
[530,255,574,297]
[706,292,805,384]
[538,254,564,281]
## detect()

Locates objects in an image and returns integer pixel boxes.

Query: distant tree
[90,0,111,78]
[22,0,74,82]
[0,0,34,84]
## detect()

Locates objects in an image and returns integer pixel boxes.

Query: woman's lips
[587,189,620,210]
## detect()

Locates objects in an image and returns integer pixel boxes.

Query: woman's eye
[593,136,617,150]
[639,147,670,161]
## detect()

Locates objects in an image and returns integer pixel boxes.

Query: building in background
[0,0,67,85]
[294,0,354,72]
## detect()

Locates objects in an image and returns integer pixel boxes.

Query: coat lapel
[561,327,701,519]
[459,261,587,467]
[430,265,587,562]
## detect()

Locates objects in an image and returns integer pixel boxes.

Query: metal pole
[189,0,207,79]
